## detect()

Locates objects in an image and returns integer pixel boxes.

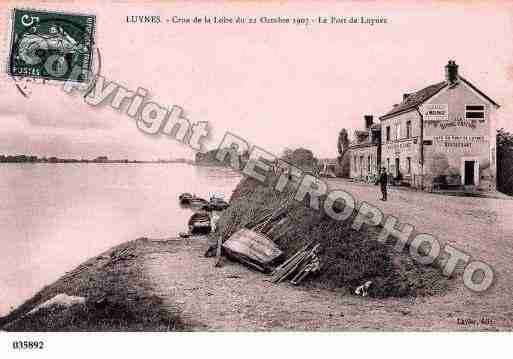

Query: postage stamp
[7,8,95,82]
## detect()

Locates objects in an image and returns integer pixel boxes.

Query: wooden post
[214,235,223,267]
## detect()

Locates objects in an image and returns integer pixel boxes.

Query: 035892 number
[12,340,44,350]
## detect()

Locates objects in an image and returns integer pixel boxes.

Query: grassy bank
[217,173,450,297]
[0,238,183,331]
[1,175,453,331]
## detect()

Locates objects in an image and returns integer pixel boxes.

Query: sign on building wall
[424,104,448,121]
[433,135,488,149]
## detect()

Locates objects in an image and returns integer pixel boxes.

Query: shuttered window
[465,105,485,119]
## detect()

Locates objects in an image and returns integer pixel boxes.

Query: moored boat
[179,192,193,205]
[189,197,209,207]
[179,193,209,207]
[207,196,229,211]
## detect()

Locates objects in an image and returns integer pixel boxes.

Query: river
[0,163,241,316]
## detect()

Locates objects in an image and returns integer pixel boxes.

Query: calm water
[0,163,241,316]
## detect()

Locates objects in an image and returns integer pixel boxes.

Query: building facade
[350,61,499,191]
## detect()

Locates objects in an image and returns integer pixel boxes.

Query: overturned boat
[222,229,283,273]
[179,192,193,205]
[188,210,212,234]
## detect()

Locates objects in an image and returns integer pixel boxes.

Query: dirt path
[143,234,513,331]
[142,181,513,330]
[326,179,513,286]
[11,181,507,331]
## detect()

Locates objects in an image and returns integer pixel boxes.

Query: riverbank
[3,233,511,331]
[3,173,513,330]
[0,163,242,317]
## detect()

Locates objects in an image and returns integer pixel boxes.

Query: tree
[281,147,294,160]
[337,129,349,161]
[335,129,350,177]
[498,128,513,147]
[497,128,513,195]
[281,147,317,171]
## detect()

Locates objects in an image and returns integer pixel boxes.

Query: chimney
[364,115,373,129]
[445,60,459,84]
[403,93,410,101]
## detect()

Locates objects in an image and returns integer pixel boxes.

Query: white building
[351,60,499,191]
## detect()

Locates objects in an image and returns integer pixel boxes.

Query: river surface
[0,163,241,316]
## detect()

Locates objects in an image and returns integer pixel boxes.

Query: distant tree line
[195,148,250,167]
[0,155,154,163]
[0,155,39,162]
[0,155,109,163]
[281,147,318,172]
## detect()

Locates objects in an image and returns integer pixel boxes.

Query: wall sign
[425,117,478,130]
[433,135,487,149]
[424,104,448,121]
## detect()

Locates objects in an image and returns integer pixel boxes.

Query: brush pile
[216,174,450,298]
[270,243,321,285]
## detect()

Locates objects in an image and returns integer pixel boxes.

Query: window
[360,156,364,173]
[407,157,411,174]
[406,120,412,138]
[395,124,401,140]
[386,126,390,141]
[386,158,390,172]
[354,155,357,171]
[368,155,371,172]
[465,105,485,119]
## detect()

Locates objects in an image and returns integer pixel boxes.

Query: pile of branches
[270,243,321,285]
[216,175,451,297]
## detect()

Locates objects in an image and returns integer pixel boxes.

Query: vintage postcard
[0,0,512,357]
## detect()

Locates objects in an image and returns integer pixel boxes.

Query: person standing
[376,167,388,201]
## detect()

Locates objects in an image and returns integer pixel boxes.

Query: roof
[459,76,500,108]
[354,130,369,138]
[380,75,500,120]
[350,124,381,149]
[380,81,447,120]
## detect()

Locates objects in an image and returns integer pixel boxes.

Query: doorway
[464,160,475,185]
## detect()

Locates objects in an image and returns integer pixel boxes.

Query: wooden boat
[178,192,193,205]
[207,196,229,211]
[188,211,212,234]
[179,193,209,207]
[222,229,283,273]
[189,197,209,207]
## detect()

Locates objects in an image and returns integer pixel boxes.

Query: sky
[1,1,513,160]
